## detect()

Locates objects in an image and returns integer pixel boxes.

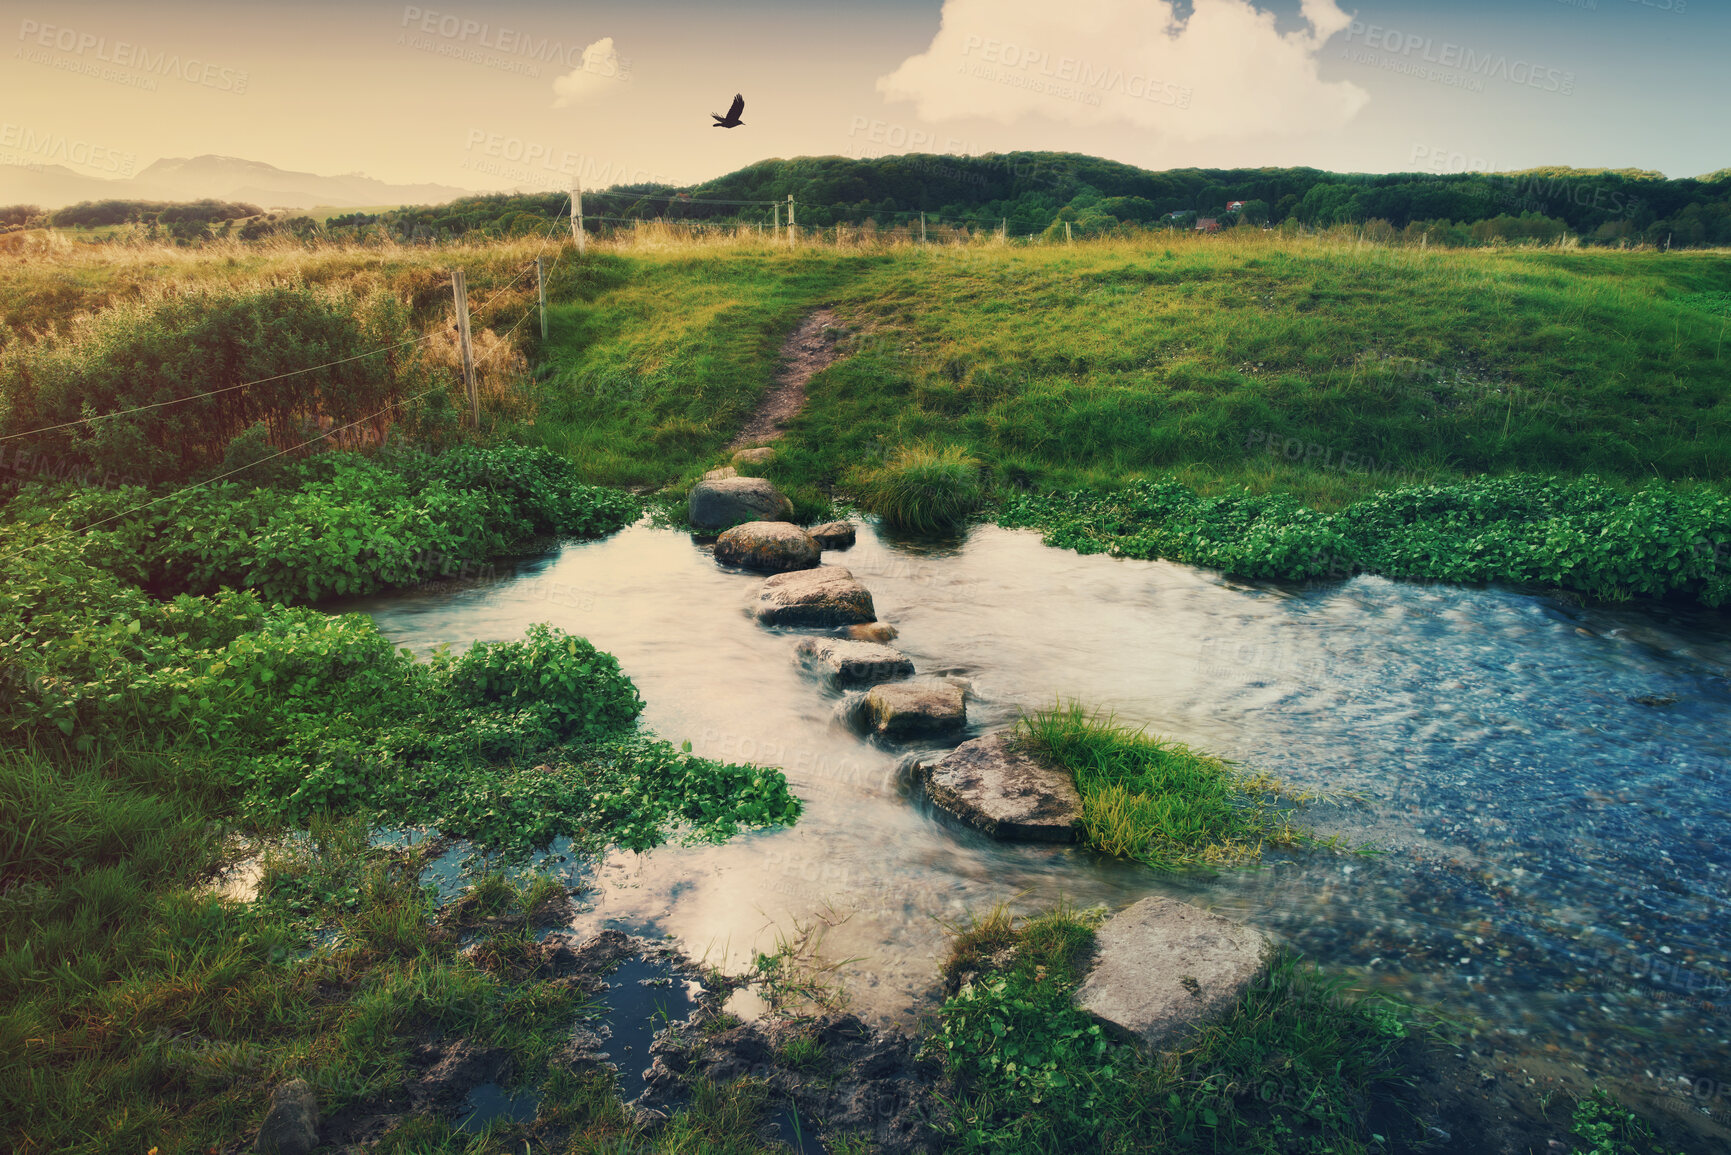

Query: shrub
[852,443,986,534]
[442,623,643,743]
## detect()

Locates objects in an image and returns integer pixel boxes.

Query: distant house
[1226,200,1246,211]
[1195,217,1221,233]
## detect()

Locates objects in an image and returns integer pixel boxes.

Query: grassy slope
[530,234,1731,506]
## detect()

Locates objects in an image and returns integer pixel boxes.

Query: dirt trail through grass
[728,307,841,450]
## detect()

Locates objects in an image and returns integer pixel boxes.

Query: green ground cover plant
[4,443,638,602]
[1001,475,1731,607]
[927,904,1419,1154]
[1018,704,1332,869]
[849,442,986,534]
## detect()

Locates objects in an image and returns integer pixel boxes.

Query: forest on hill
[8,152,1730,247]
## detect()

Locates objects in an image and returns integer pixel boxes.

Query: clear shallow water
[347,519,1731,1106]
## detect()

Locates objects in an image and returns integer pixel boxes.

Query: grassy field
[523,228,1731,506]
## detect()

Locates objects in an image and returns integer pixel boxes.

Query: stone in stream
[807,521,857,549]
[732,446,777,467]
[714,521,821,573]
[1075,896,1274,1052]
[849,678,966,741]
[688,476,794,531]
[753,566,876,627]
[846,621,898,643]
[795,637,914,686]
[255,1079,320,1155]
[917,731,1082,843]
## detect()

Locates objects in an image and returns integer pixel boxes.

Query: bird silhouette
[712,93,745,128]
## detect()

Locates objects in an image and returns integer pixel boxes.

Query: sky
[4,0,1725,194]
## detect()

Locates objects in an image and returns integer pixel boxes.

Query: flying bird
[712,93,745,128]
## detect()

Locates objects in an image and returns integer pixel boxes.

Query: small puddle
[769,1104,828,1153]
[602,956,699,1102]
[457,1081,539,1132]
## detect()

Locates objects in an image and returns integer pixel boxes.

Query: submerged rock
[851,679,966,741]
[808,521,857,549]
[256,1079,319,1155]
[689,476,795,531]
[714,521,821,573]
[1076,896,1273,1052]
[795,637,914,686]
[845,621,898,643]
[917,731,1081,843]
[754,566,876,626]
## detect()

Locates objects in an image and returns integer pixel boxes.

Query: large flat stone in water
[754,566,875,626]
[853,678,966,740]
[688,476,794,531]
[919,732,1081,842]
[714,521,820,573]
[794,637,913,686]
[1076,896,1273,1051]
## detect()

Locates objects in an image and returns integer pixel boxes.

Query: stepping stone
[808,521,856,549]
[1076,896,1274,1052]
[849,678,966,741]
[256,1079,320,1155]
[795,637,913,686]
[732,447,777,467]
[689,476,794,531]
[703,466,739,481]
[753,566,876,626]
[844,622,898,643]
[714,521,820,573]
[917,731,1082,843]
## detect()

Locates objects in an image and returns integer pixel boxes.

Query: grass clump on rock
[1019,703,1332,869]
[928,903,1420,1154]
[852,443,985,534]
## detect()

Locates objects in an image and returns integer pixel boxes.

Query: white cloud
[551,38,626,109]
[876,0,1368,142]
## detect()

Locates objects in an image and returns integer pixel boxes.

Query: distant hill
[0,154,472,210]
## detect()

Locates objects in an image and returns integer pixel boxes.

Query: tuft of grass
[850,442,986,534]
[1018,703,1332,869]
[1569,1089,1682,1155]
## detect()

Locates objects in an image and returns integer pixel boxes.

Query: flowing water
[348,519,1731,1111]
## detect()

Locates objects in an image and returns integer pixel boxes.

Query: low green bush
[1002,475,1731,606]
[5,444,639,603]
[851,442,986,534]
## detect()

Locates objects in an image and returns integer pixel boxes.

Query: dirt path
[729,308,842,450]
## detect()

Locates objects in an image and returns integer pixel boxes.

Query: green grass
[1569,1090,1684,1155]
[1018,703,1333,869]
[927,903,1421,1154]
[850,441,986,533]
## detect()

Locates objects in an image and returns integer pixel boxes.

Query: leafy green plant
[1570,1090,1681,1155]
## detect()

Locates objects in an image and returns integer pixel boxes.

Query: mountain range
[0,154,473,210]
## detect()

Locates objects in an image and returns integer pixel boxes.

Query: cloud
[876,0,1368,142]
[551,38,627,108]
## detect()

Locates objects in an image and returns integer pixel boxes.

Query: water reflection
[345,518,1731,1096]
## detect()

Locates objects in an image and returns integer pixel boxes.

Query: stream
[345,518,1731,1108]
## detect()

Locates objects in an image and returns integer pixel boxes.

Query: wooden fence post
[451,269,477,427]
[535,256,547,341]
[572,181,586,254]
[787,194,795,246]
[1065,221,1073,245]
[920,211,927,244]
